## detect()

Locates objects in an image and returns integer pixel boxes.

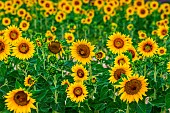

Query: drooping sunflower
[157,47,166,56]
[61,79,70,86]
[4,88,36,113]
[70,39,95,64]
[106,32,130,54]
[109,64,132,84]
[4,25,22,45]
[64,32,75,43]
[24,75,35,87]
[2,17,11,26]
[127,46,138,62]
[71,64,88,82]
[167,62,170,73]
[12,38,35,60]
[114,54,130,66]
[0,37,10,61]
[157,26,169,39]
[138,38,158,57]
[137,6,149,18]
[95,51,105,60]
[48,40,64,57]
[67,82,88,103]
[19,20,30,31]
[118,74,148,103]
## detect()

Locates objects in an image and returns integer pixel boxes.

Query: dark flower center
[48,41,61,54]
[124,79,142,95]
[77,69,84,78]
[73,87,83,97]
[113,38,124,49]
[0,41,5,53]
[9,30,19,40]
[14,91,30,106]
[114,68,125,80]
[77,44,90,58]
[18,43,29,54]
[144,44,152,52]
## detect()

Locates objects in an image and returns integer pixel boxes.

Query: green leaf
[0,64,7,76]
[136,101,146,113]
[99,85,108,101]
[15,81,22,89]
[93,103,106,111]
[165,93,170,109]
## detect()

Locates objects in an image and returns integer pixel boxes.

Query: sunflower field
[0,0,170,113]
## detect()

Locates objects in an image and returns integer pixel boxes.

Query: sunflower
[157,26,169,39]
[151,30,157,35]
[0,30,5,36]
[94,0,104,10]
[19,20,30,31]
[24,75,35,87]
[4,25,22,45]
[74,6,81,14]
[17,8,26,18]
[138,38,158,57]
[70,39,95,64]
[150,1,159,10]
[106,32,130,54]
[127,46,138,62]
[118,74,148,103]
[48,40,64,57]
[83,0,89,4]
[95,51,105,60]
[109,64,132,84]
[167,62,170,73]
[61,79,70,86]
[137,6,149,18]
[71,64,88,82]
[0,1,4,10]
[67,82,88,103]
[46,33,56,43]
[2,17,11,26]
[104,5,113,15]
[63,4,72,14]
[157,47,166,56]
[12,38,35,60]
[138,31,147,39]
[64,32,74,43]
[72,0,82,8]
[38,0,45,6]
[91,76,97,83]
[55,14,63,23]
[114,54,130,66]
[103,15,110,23]
[4,88,36,113]
[0,37,10,61]
[127,24,134,31]
[51,26,57,32]
[134,0,144,8]
[43,0,53,10]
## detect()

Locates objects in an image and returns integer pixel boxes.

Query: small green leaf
[15,81,22,89]
[165,93,170,109]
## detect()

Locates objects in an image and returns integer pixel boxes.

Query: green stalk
[113,86,116,102]
[126,102,129,113]
[53,75,58,104]
[154,64,157,99]
[144,64,146,77]
[34,86,39,113]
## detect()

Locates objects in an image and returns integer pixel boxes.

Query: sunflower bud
[19,62,27,69]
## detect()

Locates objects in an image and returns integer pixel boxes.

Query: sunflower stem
[34,86,39,113]
[113,86,116,102]
[144,64,146,77]
[126,102,130,113]
[154,64,157,99]
[53,74,58,104]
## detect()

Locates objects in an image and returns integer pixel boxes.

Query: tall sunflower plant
[0,0,170,113]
